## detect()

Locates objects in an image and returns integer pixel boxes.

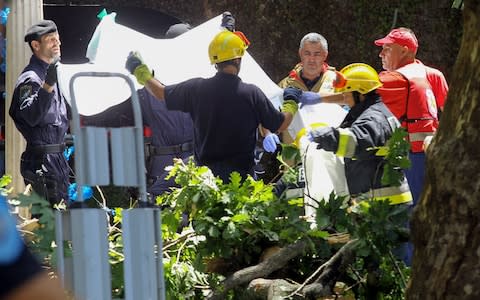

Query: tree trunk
[407,0,480,299]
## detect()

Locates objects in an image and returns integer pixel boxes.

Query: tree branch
[302,239,358,299]
[207,239,308,299]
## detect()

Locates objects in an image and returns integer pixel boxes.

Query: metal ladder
[55,72,165,300]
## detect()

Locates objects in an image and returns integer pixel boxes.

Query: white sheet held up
[57,13,283,116]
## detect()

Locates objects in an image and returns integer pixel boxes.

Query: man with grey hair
[263,32,338,151]
[278,32,337,92]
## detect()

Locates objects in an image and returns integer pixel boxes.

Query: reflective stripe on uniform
[362,182,413,205]
[409,131,435,142]
[336,128,357,158]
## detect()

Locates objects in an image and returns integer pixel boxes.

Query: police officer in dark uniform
[82,86,194,199]
[9,20,70,205]
[81,22,194,200]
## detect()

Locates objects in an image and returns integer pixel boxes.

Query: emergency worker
[125,30,299,182]
[279,32,337,92]
[374,27,449,206]
[9,20,70,205]
[82,23,194,199]
[264,32,338,152]
[307,63,413,205]
[306,64,413,268]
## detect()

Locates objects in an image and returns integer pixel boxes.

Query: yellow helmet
[335,63,383,94]
[208,30,249,64]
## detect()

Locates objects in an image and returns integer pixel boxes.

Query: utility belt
[399,116,436,123]
[151,142,193,156]
[26,143,65,156]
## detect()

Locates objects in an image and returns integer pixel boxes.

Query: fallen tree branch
[163,229,196,251]
[207,239,308,299]
[302,239,358,299]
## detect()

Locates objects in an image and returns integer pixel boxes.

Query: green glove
[133,64,153,85]
[125,51,153,85]
[281,99,298,114]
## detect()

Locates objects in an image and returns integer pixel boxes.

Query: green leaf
[315,214,330,229]
[308,230,330,239]
[281,143,301,162]
[0,174,12,188]
[208,226,220,238]
[382,127,411,186]
[287,198,304,207]
[231,213,250,224]
[222,222,240,240]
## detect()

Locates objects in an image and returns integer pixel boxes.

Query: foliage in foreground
[156,156,410,299]
[6,128,412,299]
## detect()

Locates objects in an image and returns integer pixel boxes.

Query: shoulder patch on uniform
[20,85,33,102]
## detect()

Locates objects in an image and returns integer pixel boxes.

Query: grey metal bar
[123,208,165,300]
[70,209,111,300]
[68,72,148,203]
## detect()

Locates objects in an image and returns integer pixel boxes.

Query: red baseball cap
[374,28,418,53]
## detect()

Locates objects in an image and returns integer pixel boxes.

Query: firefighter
[9,20,70,205]
[125,30,299,182]
[307,63,413,205]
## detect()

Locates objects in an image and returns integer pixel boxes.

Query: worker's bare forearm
[322,92,354,107]
[145,78,166,101]
[277,112,293,132]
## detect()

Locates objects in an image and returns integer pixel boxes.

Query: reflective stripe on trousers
[408,131,434,142]
[361,181,413,205]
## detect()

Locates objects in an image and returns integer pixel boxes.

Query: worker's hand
[281,87,302,114]
[221,11,235,32]
[263,133,280,153]
[300,91,322,106]
[125,51,145,74]
[125,51,153,85]
[306,131,315,143]
[45,58,60,86]
[283,87,302,103]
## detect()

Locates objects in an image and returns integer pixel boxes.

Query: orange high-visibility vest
[378,62,438,152]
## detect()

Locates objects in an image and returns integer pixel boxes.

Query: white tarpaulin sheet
[294,104,349,217]
[57,13,283,116]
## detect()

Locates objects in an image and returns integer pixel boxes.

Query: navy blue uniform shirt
[165,72,284,181]
[9,55,70,203]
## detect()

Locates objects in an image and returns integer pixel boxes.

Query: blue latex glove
[300,91,322,106]
[64,146,75,161]
[263,133,280,153]
[0,7,10,25]
[306,130,315,142]
[68,183,93,202]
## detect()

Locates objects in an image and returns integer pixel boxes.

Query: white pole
[5,0,44,218]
